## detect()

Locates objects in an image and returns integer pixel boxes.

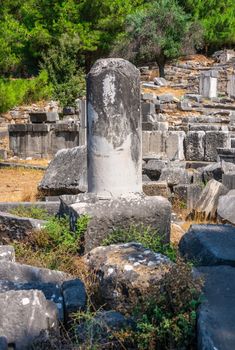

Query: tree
[112,0,203,77]
[178,0,235,51]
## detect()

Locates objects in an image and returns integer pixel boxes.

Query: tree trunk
[156,56,166,78]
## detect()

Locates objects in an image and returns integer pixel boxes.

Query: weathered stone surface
[165,131,185,161]
[197,266,235,350]
[0,336,7,350]
[62,279,86,321]
[173,184,202,210]
[0,245,15,262]
[0,290,58,349]
[194,179,228,219]
[0,261,68,284]
[199,71,218,98]
[221,160,235,174]
[38,146,87,196]
[87,58,142,197]
[0,212,45,242]
[143,159,168,180]
[65,193,171,252]
[159,167,192,186]
[204,131,230,162]
[0,280,64,320]
[185,131,205,161]
[179,224,235,266]
[29,112,59,123]
[154,77,167,86]
[143,181,171,198]
[83,243,171,312]
[217,148,235,163]
[222,172,235,189]
[217,191,235,224]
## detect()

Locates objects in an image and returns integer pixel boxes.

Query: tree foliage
[112,0,203,76]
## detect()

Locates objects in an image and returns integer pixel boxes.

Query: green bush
[102,225,177,261]
[0,69,52,113]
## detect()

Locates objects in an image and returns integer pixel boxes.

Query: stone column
[87,58,142,197]
[199,71,218,98]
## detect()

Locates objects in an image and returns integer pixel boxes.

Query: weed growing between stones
[103,225,177,262]
[14,214,90,272]
[10,205,51,220]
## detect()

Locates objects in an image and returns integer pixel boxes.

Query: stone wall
[9,123,80,158]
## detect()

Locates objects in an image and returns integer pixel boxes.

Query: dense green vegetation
[0,0,234,107]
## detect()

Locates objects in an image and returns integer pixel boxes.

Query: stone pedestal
[199,71,218,99]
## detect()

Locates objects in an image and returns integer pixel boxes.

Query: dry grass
[142,86,187,98]
[0,167,44,202]
[5,158,50,166]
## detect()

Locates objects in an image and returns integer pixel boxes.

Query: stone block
[143,159,168,180]
[154,77,167,86]
[165,131,185,161]
[0,245,15,262]
[227,74,235,98]
[38,146,87,196]
[142,131,166,157]
[199,71,218,98]
[217,148,235,163]
[141,102,155,122]
[0,149,7,160]
[173,184,202,210]
[204,131,230,162]
[179,224,235,266]
[0,290,58,349]
[143,181,171,198]
[159,167,192,186]
[62,279,86,321]
[62,193,171,252]
[194,179,228,219]
[202,162,223,182]
[29,112,59,123]
[185,131,205,161]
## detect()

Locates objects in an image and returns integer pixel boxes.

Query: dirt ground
[0,167,44,202]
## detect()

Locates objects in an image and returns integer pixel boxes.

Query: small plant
[10,205,50,220]
[103,225,177,261]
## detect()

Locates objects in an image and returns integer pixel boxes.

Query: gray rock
[0,212,45,242]
[0,245,15,262]
[173,184,202,210]
[222,172,235,190]
[157,93,174,103]
[29,112,59,123]
[63,106,75,115]
[197,265,235,350]
[62,279,86,321]
[38,146,87,196]
[143,181,171,198]
[179,224,235,266]
[202,162,223,182]
[64,193,171,252]
[154,77,167,86]
[0,261,68,284]
[221,160,235,174]
[217,192,235,225]
[0,289,58,349]
[217,148,235,163]
[0,279,64,320]
[83,243,171,312]
[0,336,7,350]
[159,167,192,186]
[194,179,228,219]
[143,159,168,180]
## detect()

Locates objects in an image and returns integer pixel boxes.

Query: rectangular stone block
[227,75,235,98]
[222,173,235,190]
[199,71,218,98]
[142,131,166,157]
[29,112,59,123]
[165,131,185,161]
[205,131,230,162]
[185,131,205,161]
[141,102,155,122]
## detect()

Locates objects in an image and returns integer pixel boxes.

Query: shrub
[102,225,177,261]
[0,69,52,113]
[9,205,50,220]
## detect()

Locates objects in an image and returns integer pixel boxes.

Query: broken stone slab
[38,146,87,196]
[0,289,58,350]
[0,245,15,262]
[0,261,68,284]
[197,265,235,350]
[83,243,172,312]
[159,167,192,187]
[143,159,168,180]
[217,191,235,225]
[222,172,235,190]
[62,279,86,322]
[179,224,235,266]
[204,131,230,162]
[194,179,228,219]
[62,193,171,252]
[29,112,59,123]
[185,131,205,161]
[0,212,46,242]
[0,280,64,320]
[143,181,171,198]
